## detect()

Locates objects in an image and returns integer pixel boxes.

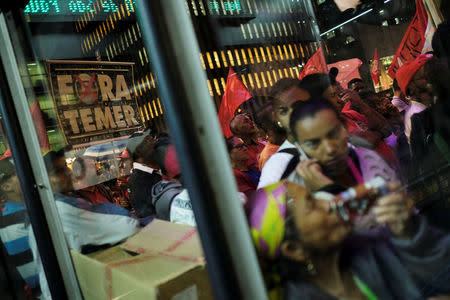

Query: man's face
[323,85,343,110]
[407,66,433,105]
[231,114,259,137]
[50,157,74,193]
[349,81,367,93]
[1,175,23,202]
[229,137,249,163]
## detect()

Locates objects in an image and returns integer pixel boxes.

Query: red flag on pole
[388,0,431,78]
[1,101,50,160]
[298,46,328,80]
[218,67,253,137]
[371,48,380,85]
[30,101,51,153]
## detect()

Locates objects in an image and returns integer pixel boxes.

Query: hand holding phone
[296,159,334,192]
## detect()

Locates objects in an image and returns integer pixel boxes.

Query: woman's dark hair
[299,73,332,98]
[269,78,302,98]
[153,135,172,174]
[289,97,341,141]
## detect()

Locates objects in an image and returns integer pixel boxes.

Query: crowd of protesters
[1,19,450,300]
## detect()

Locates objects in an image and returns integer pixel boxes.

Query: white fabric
[404,101,427,144]
[391,96,409,112]
[257,139,296,189]
[170,189,196,227]
[30,194,139,299]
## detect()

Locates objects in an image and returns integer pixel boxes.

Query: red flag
[30,101,51,153]
[388,0,430,78]
[1,101,50,159]
[298,47,328,80]
[218,67,253,137]
[371,48,380,85]
[0,148,11,160]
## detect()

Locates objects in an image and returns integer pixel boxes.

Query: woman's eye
[305,141,319,149]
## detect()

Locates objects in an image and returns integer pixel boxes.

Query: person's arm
[373,186,450,295]
[342,90,391,137]
[55,194,140,250]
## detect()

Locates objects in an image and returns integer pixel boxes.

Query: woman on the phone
[288,97,398,196]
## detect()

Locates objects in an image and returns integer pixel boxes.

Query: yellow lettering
[57,75,73,105]
[98,74,115,101]
[122,105,139,126]
[79,108,96,132]
[63,110,80,134]
[115,75,132,100]
[112,106,126,127]
[94,106,117,129]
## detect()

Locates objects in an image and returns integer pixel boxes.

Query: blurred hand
[341,89,364,107]
[373,182,414,237]
[296,159,333,192]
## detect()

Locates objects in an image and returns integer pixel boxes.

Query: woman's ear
[280,240,306,262]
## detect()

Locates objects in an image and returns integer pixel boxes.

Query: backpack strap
[278,148,300,180]
[152,181,183,220]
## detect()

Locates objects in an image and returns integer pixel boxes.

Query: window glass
[0,129,40,299]
[0,0,449,299]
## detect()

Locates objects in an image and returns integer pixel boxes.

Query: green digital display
[24,0,135,15]
[209,1,243,12]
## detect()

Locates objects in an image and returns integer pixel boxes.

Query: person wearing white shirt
[258,79,310,188]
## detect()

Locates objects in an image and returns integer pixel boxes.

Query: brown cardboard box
[71,220,214,300]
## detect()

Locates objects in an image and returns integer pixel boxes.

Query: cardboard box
[71,220,214,300]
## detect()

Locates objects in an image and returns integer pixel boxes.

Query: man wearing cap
[126,129,162,218]
[397,54,450,230]
[396,53,434,144]
[0,158,39,297]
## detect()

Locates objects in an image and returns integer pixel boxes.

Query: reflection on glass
[0,0,448,298]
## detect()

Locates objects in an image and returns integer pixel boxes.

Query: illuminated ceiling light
[320,8,373,36]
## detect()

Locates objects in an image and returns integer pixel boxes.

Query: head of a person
[269,78,310,133]
[152,135,182,180]
[226,136,249,168]
[432,19,450,68]
[229,113,259,139]
[126,129,158,168]
[0,158,22,202]
[329,67,339,80]
[280,183,352,264]
[396,53,434,105]
[347,78,367,93]
[72,156,98,186]
[44,150,74,193]
[256,103,287,146]
[289,98,349,177]
[247,182,352,276]
[299,73,341,110]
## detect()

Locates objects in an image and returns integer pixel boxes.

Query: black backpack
[151,181,184,221]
